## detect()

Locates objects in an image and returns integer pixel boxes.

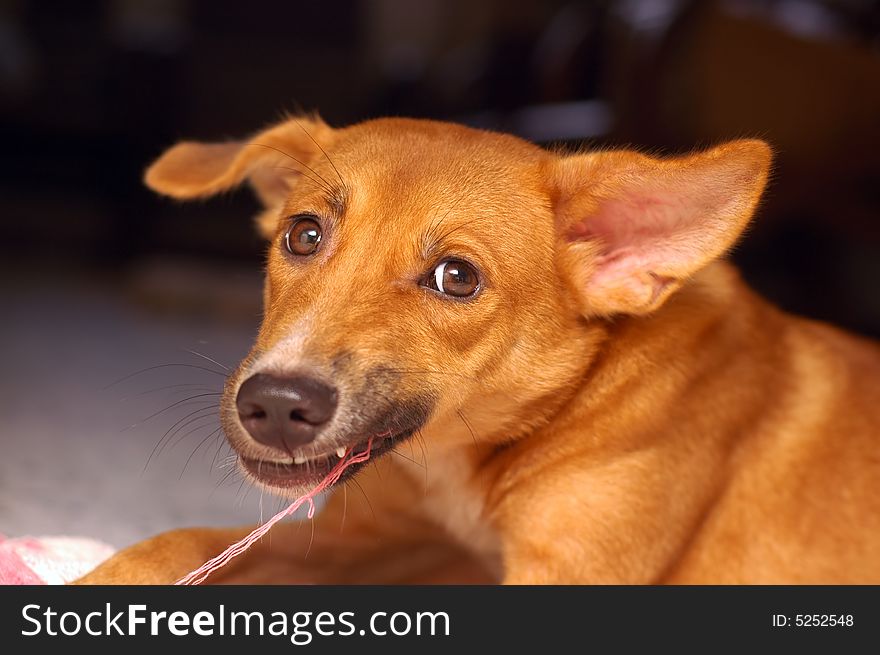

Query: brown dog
[77,115,880,584]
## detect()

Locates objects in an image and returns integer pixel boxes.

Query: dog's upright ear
[144,115,335,237]
[552,140,771,317]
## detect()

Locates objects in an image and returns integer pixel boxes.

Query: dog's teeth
[293,454,306,465]
[336,447,346,459]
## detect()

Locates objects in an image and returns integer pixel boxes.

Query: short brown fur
[78,116,880,584]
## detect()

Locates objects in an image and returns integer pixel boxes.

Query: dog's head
[146,115,770,495]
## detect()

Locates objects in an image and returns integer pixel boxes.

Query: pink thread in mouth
[175,438,375,585]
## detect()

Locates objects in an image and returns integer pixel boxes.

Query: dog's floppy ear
[144,115,335,237]
[553,140,771,317]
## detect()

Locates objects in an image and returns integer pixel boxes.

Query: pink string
[175,438,374,585]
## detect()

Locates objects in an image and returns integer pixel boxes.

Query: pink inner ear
[567,193,692,253]
[567,193,701,306]
[565,190,709,290]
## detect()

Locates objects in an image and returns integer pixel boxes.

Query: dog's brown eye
[426,259,480,298]
[285,216,322,256]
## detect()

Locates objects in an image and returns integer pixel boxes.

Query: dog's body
[78,117,880,584]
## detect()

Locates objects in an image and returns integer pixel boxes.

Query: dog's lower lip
[239,454,333,489]
[238,434,402,489]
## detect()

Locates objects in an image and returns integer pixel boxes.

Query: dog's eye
[426,259,480,298]
[285,216,322,256]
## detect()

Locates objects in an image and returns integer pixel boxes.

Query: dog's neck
[419,261,791,577]
[544,262,780,442]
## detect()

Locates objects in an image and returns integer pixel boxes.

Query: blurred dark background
[3,0,880,333]
[1,0,879,545]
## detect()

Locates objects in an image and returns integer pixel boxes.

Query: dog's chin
[234,431,409,498]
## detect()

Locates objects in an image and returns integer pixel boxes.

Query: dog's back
[665,269,880,582]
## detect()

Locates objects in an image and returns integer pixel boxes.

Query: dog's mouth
[237,430,412,491]
[226,369,435,493]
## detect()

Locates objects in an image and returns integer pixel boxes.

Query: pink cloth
[0,535,115,585]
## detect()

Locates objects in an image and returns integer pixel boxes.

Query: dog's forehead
[332,119,546,186]
[321,120,550,226]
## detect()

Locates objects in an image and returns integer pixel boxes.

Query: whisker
[247,142,335,194]
[166,415,221,455]
[241,482,255,509]
[124,393,221,431]
[389,448,425,469]
[433,215,489,245]
[457,408,481,447]
[414,430,428,465]
[217,453,238,470]
[180,427,223,480]
[209,432,230,472]
[292,118,347,191]
[121,383,221,402]
[412,429,429,491]
[211,466,239,498]
[234,478,248,507]
[143,404,219,473]
[422,192,475,255]
[304,513,316,560]
[348,478,376,522]
[103,363,227,390]
[182,348,230,372]
[424,192,469,243]
[272,165,333,195]
[340,483,348,533]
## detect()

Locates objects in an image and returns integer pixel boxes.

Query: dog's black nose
[235,373,338,450]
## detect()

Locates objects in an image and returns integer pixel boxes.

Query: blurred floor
[0,264,292,549]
